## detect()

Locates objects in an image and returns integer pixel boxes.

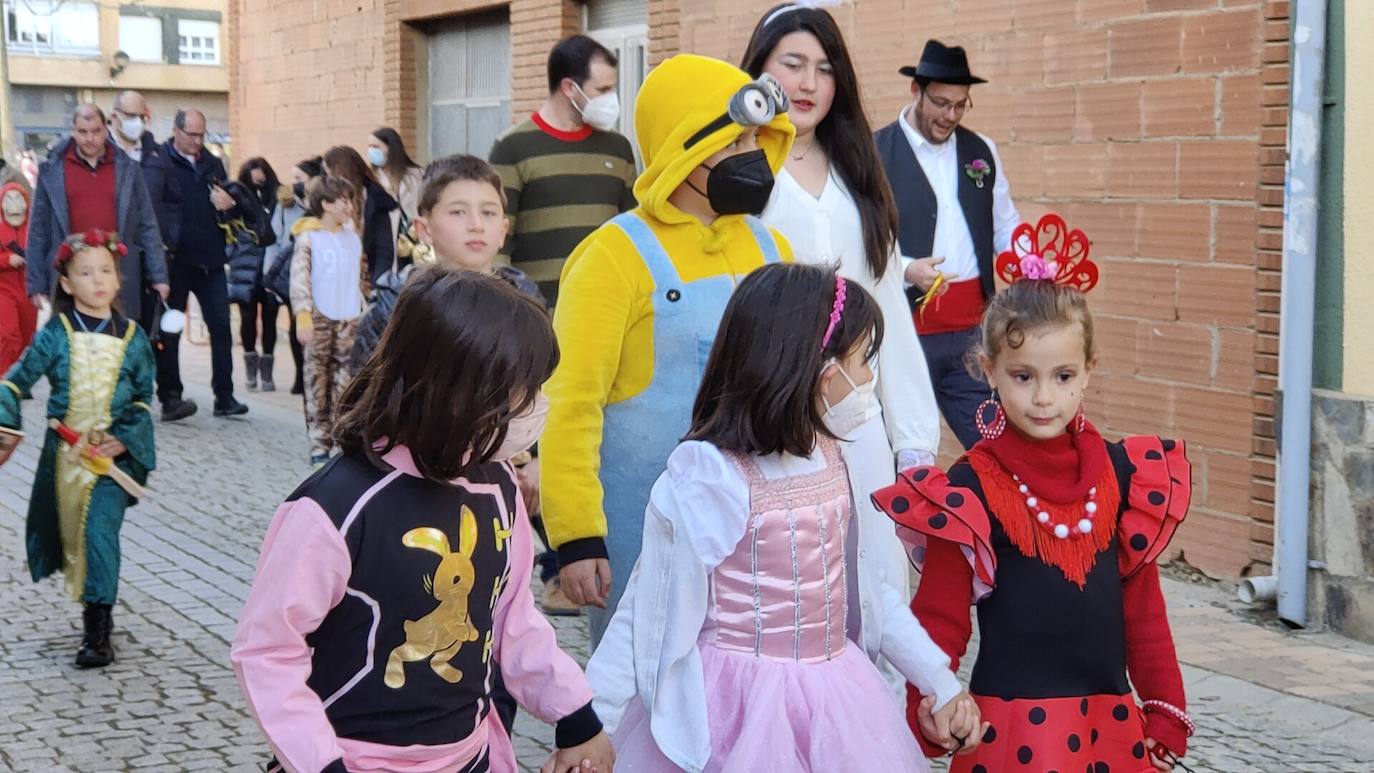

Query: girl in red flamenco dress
[0,182,36,373]
[872,214,1195,773]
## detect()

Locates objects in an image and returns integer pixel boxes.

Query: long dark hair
[686,263,883,457]
[741,5,899,279]
[333,268,560,482]
[323,145,375,217]
[371,127,420,186]
[237,157,280,209]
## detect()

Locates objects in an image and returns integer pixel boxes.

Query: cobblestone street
[1,348,1373,771]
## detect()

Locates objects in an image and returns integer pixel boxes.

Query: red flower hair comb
[54,229,128,268]
[993,213,1099,292]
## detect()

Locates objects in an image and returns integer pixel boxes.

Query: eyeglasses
[924,94,973,116]
[177,126,206,140]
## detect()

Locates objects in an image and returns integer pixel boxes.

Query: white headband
[763,0,844,27]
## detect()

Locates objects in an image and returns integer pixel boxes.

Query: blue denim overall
[590,212,782,644]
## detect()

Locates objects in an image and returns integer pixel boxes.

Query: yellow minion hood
[633,54,795,225]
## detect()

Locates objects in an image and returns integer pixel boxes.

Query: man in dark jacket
[158,107,248,418]
[26,104,170,326]
[108,91,195,419]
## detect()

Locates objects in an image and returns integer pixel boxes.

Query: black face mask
[692,149,774,216]
[292,181,306,200]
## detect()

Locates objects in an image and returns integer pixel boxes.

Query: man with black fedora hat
[875,39,1020,450]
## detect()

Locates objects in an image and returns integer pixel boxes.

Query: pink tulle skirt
[612,642,928,772]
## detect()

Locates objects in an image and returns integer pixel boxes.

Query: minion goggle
[683,74,790,150]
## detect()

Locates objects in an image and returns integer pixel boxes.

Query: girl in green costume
[0,230,156,668]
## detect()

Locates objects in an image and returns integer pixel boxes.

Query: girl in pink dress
[588,263,984,772]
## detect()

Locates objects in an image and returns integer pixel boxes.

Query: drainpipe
[1272,0,1328,629]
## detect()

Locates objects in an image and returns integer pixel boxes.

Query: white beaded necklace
[1012,473,1099,540]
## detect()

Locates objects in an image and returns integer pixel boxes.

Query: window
[119,16,163,62]
[177,19,219,65]
[4,0,100,55]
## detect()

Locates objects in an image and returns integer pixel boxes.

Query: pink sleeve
[231,499,352,773]
[491,477,596,724]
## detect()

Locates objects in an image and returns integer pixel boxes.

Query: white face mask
[491,393,549,462]
[820,360,879,439]
[573,83,621,132]
[118,117,144,141]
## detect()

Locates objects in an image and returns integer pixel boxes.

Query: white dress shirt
[762,167,941,460]
[896,106,1021,283]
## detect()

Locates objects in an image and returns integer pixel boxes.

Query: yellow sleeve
[770,226,795,263]
[540,235,639,554]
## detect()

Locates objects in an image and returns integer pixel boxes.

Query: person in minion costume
[541,54,796,643]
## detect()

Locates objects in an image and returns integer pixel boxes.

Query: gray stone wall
[1309,389,1374,643]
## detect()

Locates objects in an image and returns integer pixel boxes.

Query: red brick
[1046,27,1110,85]
[1013,87,1077,143]
[1090,315,1141,378]
[1139,203,1211,261]
[1097,257,1178,320]
[1214,204,1258,263]
[1181,8,1264,73]
[1079,0,1144,26]
[1218,74,1264,136]
[1172,511,1254,577]
[1094,374,1176,436]
[1106,142,1178,199]
[1143,77,1217,137]
[1202,450,1258,515]
[1176,386,1254,454]
[1109,16,1183,78]
[1137,321,1214,385]
[1147,0,1213,9]
[1059,201,1139,259]
[1177,264,1257,326]
[1044,143,1109,199]
[1178,140,1260,200]
[1013,0,1079,31]
[1216,328,1257,391]
[1000,144,1046,200]
[1076,82,1142,141]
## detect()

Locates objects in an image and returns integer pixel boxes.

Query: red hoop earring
[1074,402,1086,433]
[975,391,1006,441]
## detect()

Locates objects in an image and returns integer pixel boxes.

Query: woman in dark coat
[227,158,282,391]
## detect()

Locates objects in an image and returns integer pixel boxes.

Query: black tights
[236,289,281,355]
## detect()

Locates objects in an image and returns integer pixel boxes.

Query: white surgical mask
[573,84,621,132]
[820,360,879,439]
[119,117,144,141]
[491,393,549,462]
[367,147,386,167]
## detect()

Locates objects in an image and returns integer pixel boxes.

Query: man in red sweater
[25,105,171,366]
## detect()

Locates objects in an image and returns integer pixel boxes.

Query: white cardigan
[762,168,942,460]
[586,441,963,773]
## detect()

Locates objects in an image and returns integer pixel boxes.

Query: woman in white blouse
[742,4,942,609]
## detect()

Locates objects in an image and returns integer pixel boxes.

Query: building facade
[231,0,1292,581]
[3,0,230,152]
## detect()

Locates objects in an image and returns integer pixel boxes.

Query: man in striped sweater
[489,34,637,307]
[490,34,636,616]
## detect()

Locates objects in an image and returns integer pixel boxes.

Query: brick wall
[230,0,390,172]
[676,0,1280,577]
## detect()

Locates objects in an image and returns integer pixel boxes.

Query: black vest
[292,451,517,747]
[874,122,997,303]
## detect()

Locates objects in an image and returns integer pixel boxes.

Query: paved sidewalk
[0,338,1371,771]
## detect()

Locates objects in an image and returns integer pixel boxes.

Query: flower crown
[54,230,128,268]
[993,213,1099,292]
